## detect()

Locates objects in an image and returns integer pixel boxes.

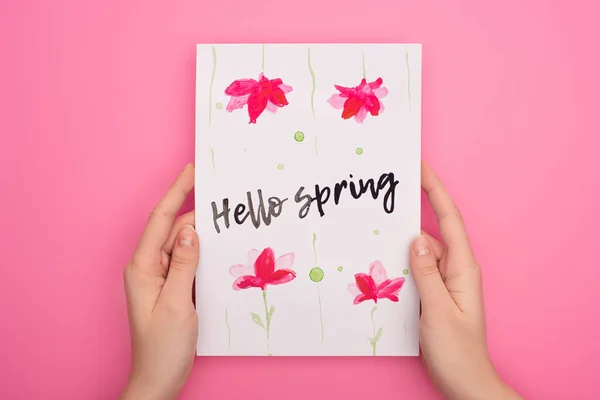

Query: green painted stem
[225,306,231,350]
[262,290,271,348]
[208,46,217,127]
[371,305,377,356]
[308,46,316,118]
[312,232,318,265]
[362,50,367,79]
[308,47,318,156]
[308,46,319,157]
[317,286,324,343]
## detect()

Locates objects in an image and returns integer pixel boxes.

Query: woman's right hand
[411,162,522,400]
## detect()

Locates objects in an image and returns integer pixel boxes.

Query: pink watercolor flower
[328,77,388,123]
[230,247,296,291]
[348,260,405,304]
[224,74,293,124]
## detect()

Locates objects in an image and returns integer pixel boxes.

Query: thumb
[410,235,451,309]
[162,224,199,304]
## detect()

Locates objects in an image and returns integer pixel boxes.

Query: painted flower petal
[254,247,276,281]
[267,269,296,286]
[226,94,250,112]
[353,294,370,305]
[379,294,399,302]
[334,84,353,97]
[232,275,262,290]
[368,77,383,90]
[266,101,278,113]
[247,249,260,268]
[278,83,293,94]
[379,277,405,295]
[342,97,365,120]
[268,86,289,107]
[357,78,369,91]
[378,277,405,302]
[379,101,385,113]
[354,273,377,299]
[369,260,388,285]
[373,87,388,98]
[247,90,269,123]
[225,79,258,96]
[354,107,368,123]
[368,94,381,116]
[275,253,295,270]
[348,283,362,296]
[229,263,253,278]
[327,94,346,109]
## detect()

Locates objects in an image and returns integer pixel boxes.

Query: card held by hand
[195,44,421,356]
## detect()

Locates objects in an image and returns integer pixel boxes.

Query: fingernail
[178,225,196,247]
[414,236,431,256]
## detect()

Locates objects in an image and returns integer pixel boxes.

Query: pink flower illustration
[348,260,405,355]
[229,247,296,291]
[328,77,388,123]
[225,74,293,124]
[348,260,405,304]
[230,247,296,354]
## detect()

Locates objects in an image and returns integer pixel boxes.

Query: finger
[161,225,200,304]
[137,164,195,259]
[410,235,453,309]
[420,229,444,260]
[421,161,473,259]
[163,210,195,255]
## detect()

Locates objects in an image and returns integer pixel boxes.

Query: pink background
[1,0,599,399]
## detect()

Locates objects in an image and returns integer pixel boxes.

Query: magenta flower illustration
[229,247,296,353]
[348,260,405,304]
[230,247,296,290]
[348,261,405,355]
[328,77,388,123]
[225,73,293,124]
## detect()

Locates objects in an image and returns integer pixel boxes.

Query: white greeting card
[195,44,421,356]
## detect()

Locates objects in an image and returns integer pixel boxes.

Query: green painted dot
[403,269,409,275]
[373,229,380,235]
[215,102,223,110]
[337,266,343,272]
[277,163,285,170]
[309,267,324,282]
[294,131,305,142]
[356,147,364,155]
